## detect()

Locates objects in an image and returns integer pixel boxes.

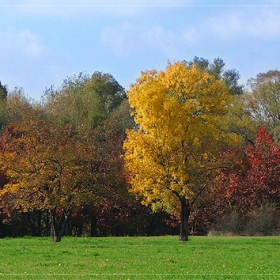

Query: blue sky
[1,0,280,100]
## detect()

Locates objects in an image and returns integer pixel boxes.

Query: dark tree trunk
[179,197,191,241]
[36,211,42,236]
[90,211,97,237]
[50,208,68,242]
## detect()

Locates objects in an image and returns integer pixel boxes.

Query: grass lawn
[0,235,279,279]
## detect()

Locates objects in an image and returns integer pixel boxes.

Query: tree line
[0,58,279,241]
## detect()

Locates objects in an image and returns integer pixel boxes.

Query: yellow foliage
[124,61,244,214]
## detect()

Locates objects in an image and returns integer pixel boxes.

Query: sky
[1,0,280,100]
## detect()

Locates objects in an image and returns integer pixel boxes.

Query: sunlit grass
[0,236,279,279]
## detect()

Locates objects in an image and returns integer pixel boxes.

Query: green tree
[0,81,7,101]
[124,61,244,241]
[186,57,243,96]
[0,81,8,134]
[88,71,126,114]
[243,70,280,143]
[43,73,101,129]
[43,71,126,130]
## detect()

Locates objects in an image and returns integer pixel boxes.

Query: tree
[43,73,102,130]
[243,70,280,143]
[43,71,126,130]
[186,57,243,96]
[124,61,243,241]
[0,100,100,241]
[0,81,8,134]
[201,126,280,235]
[244,126,280,208]
[187,57,256,145]
[0,81,8,101]
[42,72,131,237]
[87,71,126,114]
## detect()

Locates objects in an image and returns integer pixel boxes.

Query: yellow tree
[124,61,243,241]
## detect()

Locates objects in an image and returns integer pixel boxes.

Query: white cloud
[207,9,280,40]
[0,29,43,57]
[143,25,199,56]
[0,28,68,99]
[101,22,137,58]
[101,22,199,58]
[101,5,280,60]
[19,30,43,56]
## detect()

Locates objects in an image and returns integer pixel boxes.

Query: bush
[244,207,279,236]
[209,207,279,236]
[213,211,243,235]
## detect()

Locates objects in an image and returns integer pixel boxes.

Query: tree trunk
[37,211,42,236]
[90,211,97,237]
[50,208,68,242]
[179,197,190,241]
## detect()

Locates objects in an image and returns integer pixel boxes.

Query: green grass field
[0,235,279,279]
